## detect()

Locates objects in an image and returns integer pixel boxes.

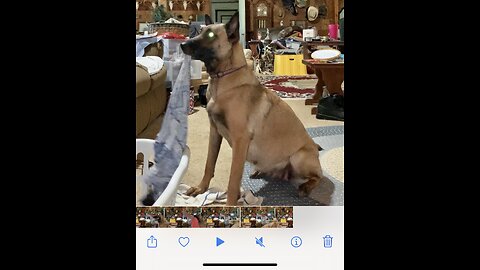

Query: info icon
[291,236,302,248]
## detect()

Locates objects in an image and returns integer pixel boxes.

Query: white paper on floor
[175,184,263,206]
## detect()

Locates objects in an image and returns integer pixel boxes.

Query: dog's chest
[206,100,232,145]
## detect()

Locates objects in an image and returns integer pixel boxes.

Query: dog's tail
[316,144,323,151]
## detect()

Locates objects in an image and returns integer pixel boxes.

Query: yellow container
[274,54,307,76]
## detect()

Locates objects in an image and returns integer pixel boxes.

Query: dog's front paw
[185,186,207,197]
[226,198,240,206]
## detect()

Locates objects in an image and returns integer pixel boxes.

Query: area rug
[241,125,344,206]
[256,74,317,98]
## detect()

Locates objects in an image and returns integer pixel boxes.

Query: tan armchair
[136,42,168,139]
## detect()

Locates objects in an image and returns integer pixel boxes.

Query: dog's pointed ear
[225,12,240,44]
[205,14,213,25]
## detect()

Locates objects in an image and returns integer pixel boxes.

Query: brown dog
[181,12,324,205]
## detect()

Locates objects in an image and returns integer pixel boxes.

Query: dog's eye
[208,31,215,39]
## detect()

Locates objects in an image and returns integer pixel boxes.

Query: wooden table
[302,59,344,114]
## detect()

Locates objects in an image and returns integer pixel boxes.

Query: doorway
[210,0,246,47]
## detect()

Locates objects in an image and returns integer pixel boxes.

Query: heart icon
[178,237,190,247]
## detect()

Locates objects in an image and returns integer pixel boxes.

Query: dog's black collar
[209,64,246,79]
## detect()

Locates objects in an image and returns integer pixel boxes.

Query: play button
[216,237,225,247]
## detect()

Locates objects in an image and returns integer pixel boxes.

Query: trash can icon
[323,235,333,248]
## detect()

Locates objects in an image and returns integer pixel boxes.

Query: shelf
[165,0,210,13]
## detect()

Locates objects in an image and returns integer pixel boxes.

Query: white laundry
[175,184,264,206]
[164,18,189,25]
[136,56,164,75]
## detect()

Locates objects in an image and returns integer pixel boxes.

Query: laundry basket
[136,139,190,206]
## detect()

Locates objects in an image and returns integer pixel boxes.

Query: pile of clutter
[255,26,305,75]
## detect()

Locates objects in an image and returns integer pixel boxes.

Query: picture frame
[138,23,149,32]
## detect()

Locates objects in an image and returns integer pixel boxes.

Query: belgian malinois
[181,12,324,205]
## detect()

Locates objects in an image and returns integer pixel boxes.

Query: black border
[10,0,135,268]
[346,0,450,267]
[7,0,450,268]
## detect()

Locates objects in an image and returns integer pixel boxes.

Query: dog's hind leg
[186,121,223,197]
[290,145,324,197]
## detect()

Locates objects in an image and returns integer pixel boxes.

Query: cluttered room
[136,0,344,207]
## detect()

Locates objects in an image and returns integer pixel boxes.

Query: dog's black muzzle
[180,41,195,56]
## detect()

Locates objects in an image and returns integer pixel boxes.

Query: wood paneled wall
[266,0,342,36]
[136,0,212,25]
[136,0,344,36]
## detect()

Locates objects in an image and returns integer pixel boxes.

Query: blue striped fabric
[143,55,191,202]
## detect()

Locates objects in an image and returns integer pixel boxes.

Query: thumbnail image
[242,207,293,228]
[200,207,241,228]
[274,207,294,228]
[136,207,168,228]
[163,207,203,228]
